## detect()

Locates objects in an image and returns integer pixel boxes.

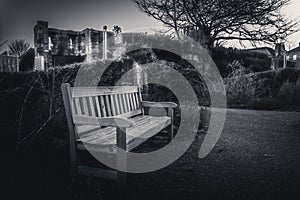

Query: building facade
[245,42,287,70]
[287,43,300,68]
[34,21,114,70]
[0,55,19,72]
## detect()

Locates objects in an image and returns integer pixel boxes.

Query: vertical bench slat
[122,93,128,112]
[99,96,107,117]
[128,93,134,112]
[88,97,96,117]
[132,93,137,110]
[105,95,112,117]
[135,93,140,109]
[122,93,128,113]
[119,94,124,113]
[73,98,78,115]
[72,99,77,115]
[125,93,131,111]
[74,98,82,115]
[81,97,88,115]
[117,94,124,114]
[110,95,116,116]
[138,88,144,115]
[94,96,102,117]
[113,94,120,115]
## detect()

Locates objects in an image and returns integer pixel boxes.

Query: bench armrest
[141,101,177,108]
[73,115,133,128]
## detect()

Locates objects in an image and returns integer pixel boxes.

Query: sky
[0,0,299,50]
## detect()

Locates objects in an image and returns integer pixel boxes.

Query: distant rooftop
[289,43,300,53]
[244,47,275,57]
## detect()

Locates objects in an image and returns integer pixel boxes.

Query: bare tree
[132,0,299,49]
[8,39,30,57]
[132,0,185,39]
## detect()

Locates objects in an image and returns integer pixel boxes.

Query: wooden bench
[61,83,177,186]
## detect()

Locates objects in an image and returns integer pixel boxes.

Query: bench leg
[116,127,127,191]
[168,108,174,141]
[116,150,127,190]
[168,124,174,141]
[117,167,127,190]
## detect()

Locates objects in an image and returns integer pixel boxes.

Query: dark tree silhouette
[112,25,122,35]
[132,0,299,49]
[8,39,30,57]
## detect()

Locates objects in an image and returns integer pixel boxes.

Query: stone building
[245,42,287,70]
[0,55,19,72]
[245,47,275,69]
[287,43,300,68]
[34,21,114,70]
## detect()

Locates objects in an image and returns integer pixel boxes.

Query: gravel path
[126,109,300,200]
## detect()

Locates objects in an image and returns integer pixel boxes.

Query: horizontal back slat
[72,86,138,98]
[70,86,142,120]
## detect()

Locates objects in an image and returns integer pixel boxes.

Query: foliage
[143,60,210,106]
[122,34,273,76]
[0,59,133,151]
[112,25,122,34]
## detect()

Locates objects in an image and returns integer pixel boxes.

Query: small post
[103,25,107,60]
[86,29,92,62]
[16,56,19,72]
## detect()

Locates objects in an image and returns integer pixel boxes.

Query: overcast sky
[0,0,299,50]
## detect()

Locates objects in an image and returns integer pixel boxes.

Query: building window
[293,55,297,61]
[287,55,290,60]
[48,37,53,50]
[69,38,73,49]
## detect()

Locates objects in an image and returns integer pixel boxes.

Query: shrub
[225,67,300,110]
[277,78,300,107]
[211,47,272,76]
[0,58,135,151]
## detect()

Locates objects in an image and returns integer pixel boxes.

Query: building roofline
[289,46,300,53]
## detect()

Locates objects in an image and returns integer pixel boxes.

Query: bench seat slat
[76,115,171,153]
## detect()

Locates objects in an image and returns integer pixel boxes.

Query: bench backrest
[62,84,143,120]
